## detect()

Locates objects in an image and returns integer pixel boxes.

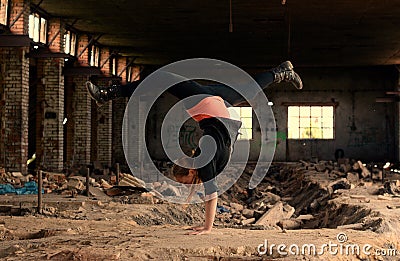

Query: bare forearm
[204,193,218,230]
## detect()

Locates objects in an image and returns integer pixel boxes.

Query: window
[288,106,334,139]
[111,57,117,75]
[29,13,47,44]
[228,107,253,140]
[127,66,140,82]
[90,45,100,67]
[0,0,8,25]
[63,30,77,56]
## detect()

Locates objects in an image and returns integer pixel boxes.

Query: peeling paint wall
[268,66,397,162]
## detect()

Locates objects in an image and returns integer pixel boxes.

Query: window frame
[286,104,336,140]
[28,12,48,44]
[89,45,100,67]
[111,56,117,75]
[228,106,253,140]
[0,0,9,26]
[63,29,77,56]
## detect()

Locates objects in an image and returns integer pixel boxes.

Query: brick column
[9,0,30,35]
[32,18,65,171]
[72,75,91,165]
[71,35,91,165]
[48,18,64,53]
[396,66,400,161]
[94,47,113,166]
[0,47,30,173]
[0,0,30,173]
[112,57,129,170]
[37,58,64,171]
[96,98,112,166]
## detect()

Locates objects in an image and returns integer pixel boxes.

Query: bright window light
[228,106,253,140]
[90,45,100,67]
[64,30,77,56]
[29,13,47,44]
[0,0,9,25]
[288,106,334,139]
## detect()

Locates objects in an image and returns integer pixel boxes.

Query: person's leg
[86,80,140,104]
[202,61,302,106]
[87,61,302,105]
[87,72,213,108]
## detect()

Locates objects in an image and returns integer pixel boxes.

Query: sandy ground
[1,195,400,261]
[1,163,400,260]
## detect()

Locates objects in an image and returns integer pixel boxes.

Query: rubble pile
[213,159,400,230]
[0,168,104,196]
[1,159,400,231]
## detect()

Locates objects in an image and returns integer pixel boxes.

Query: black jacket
[193,117,242,195]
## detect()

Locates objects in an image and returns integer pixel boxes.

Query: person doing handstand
[86,61,302,235]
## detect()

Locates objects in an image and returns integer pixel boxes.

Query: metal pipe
[37,170,43,214]
[86,167,90,196]
[116,163,120,186]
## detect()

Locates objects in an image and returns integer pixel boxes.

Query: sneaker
[271,61,303,89]
[86,81,121,104]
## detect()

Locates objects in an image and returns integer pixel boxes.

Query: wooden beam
[63,66,102,76]
[27,49,71,58]
[77,34,103,59]
[118,57,137,77]
[281,102,339,107]
[376,97,399,103]
[90,75,122,82]
[0,35,31,47]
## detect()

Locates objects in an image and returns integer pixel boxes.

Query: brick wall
[0,0,30,173]
[96,87,112,167]
[9,0,29,35]
[72,75,91,165]
[76,34,90,67]
[36,58,64,171]
[112,99,127,170]
[0,57,5,168]
[66,34,92,166]
[112,57,128,170]
[64,76,75,165]
[0,47,30,173]
[47,18,64,53]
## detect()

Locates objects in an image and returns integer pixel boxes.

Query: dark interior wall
[145,66,398,163]
[146,93,202,161]
[267,66,397,162]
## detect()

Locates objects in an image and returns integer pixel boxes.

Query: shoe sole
[282,61,293,70]
[86,81,105,105]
